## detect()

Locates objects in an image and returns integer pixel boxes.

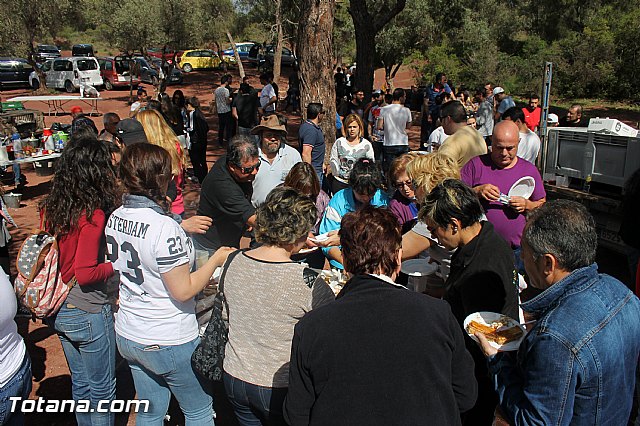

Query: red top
[54,209,114,285]
[522,107,541,132]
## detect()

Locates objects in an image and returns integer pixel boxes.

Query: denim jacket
[488,264,640,425]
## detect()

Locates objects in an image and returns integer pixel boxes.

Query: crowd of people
[1,66,639,426]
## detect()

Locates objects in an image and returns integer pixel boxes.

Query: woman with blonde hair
[388,153,419,234]
[401,152,461,283]
[136,109,187,216]
[329,113,374,195]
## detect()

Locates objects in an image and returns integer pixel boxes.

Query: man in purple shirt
[461,120,546,273]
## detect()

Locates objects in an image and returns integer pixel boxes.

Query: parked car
[98,57,140,90]
[248,44,297,67]
[0,58,34,90]
[72,44,95,57]
[149,58,183,85]
[147,47,183,65]
[29,57,102,92]
[35,45,61,62]
[132,57,160,85]
[222,42,255,60]
[177,49,232,73]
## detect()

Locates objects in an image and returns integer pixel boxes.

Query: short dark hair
[419,179,483,229]
[529,93,539,100]
[349,158,383,196]
[119,143,173,212]
[384,94,393,104]
[239,83,252,94]
[392,88,405,101]
[185,96,200,109]
[306,102,323,120]
[435,72,446,83]
[221,74,231,84]
[227,135,259,167]
[340,206,401,276]
[523,200,596,271]
[440,100,466,123]
[502,106,525,123]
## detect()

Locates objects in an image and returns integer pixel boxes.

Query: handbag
[191,249,243,381]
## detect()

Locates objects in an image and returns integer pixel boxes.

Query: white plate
[508,176,536,199]
[309,232,330,243]
[400,258,437,276]
[463,311,525,352]
[298,247,319,254]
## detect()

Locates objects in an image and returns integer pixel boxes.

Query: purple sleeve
[530,166,546,201]
[460,160,476,187]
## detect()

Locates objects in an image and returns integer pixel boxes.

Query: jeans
[223,372,287,426]
[0,352,32,426]
[116,335,214,426]
[49,303,116,426]
[382,145,409,175]
[513,246,526,277]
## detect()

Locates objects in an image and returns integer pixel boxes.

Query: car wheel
[182,63,192,73]
[30,79,40,90]
[104,78,113,91]
[64,80,75,93]
[151,76,159,86]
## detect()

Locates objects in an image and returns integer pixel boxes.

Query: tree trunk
[348,0,406,101]
[227,32,245,79]
[297,0,336,155]
[273,0,284,83]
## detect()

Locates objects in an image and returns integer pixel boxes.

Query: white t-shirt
[214,86,231,114]
[330,137,375,182]
[380,103,412,146]
[106,206,197,346]
[260,83,276,112]
[517,130,541,164]
[0,272,25,387]
[427,126,449,151]
[251,143,302,206]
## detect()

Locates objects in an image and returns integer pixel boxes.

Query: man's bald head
[491,121,520,168]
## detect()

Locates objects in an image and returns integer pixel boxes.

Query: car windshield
[77,60,98,71]
[39,46,58,52]
[136,58,150,68]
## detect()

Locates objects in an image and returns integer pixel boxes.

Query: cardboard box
[588,118,639,137]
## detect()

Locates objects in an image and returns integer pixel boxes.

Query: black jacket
[284,274,477,426]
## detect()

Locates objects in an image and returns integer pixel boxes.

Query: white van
[29,57,102,93]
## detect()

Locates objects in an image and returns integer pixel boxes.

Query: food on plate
[466,319,523,345]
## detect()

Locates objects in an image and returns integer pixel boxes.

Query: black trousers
[189,141,208,184]
[217,112,234,148]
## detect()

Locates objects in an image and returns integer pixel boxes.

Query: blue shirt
[298,120,325,179]
[488,264,640,425]
[318,188,389,269]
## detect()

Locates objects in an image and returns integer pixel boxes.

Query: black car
[35,45,61,62]
[149,58,183,85]
[248,44,297,68]
[0,58,34,90]
[133,57,182,86]
[72,44,95,57]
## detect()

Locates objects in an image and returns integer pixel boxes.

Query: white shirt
[427,126,449,151]
[330,137,375,182]
[106,206,197,346]
[380,103,412,146]
[0,272,25,387]
[260,83,276,112]
[251,143,302,206]
[214,86,231,114]
[517,129,541,164]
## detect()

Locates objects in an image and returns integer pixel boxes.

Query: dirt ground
[1,63,635,425]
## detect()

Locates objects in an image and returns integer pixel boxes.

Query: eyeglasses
[236,161,261,174]
[394,180,413,190]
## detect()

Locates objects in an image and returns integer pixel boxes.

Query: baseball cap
[373,89,383,96]
[492,87,505,96]
[70,105,83,114]
[548,113,559,124]
[116,118,148,146]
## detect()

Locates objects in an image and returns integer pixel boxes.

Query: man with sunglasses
[193,136,259,255]
[250,114,301,206]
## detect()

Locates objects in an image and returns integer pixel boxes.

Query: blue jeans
[116,335,214,426]
[513,246,526,277]
[0,352,32,426]
[382,145,409,175]
[49,303,116,426]
[223,372,287,426]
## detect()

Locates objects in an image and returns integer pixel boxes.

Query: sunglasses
[394,180,413,190]
[236,161,261,174]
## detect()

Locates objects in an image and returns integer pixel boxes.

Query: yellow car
[177,49,233,73]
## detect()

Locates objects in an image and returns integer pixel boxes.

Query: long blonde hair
[136,109,185,176]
